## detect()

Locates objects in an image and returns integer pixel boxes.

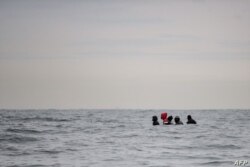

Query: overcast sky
[0,0,250,109]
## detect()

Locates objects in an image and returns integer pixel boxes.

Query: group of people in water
[152,112,196,125]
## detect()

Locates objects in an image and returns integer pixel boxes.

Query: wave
[1,146,19,151]
[1,115,74,122]
[22,117,71,122]
[38,150,62,154]
[198,160,232,166]
[6,128,44,134]
[7,165,59,167]
[0,134,39,143]
[3,151,33,156]
[207,144,241,149]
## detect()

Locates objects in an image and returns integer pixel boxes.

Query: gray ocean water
[0,109,250,167]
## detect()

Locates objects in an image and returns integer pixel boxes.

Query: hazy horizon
[1,0,250,109]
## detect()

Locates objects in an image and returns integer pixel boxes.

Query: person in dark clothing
[187,115,197,124]
[174,116,183,125]
[164,115,173,125]
[152,116,160,126]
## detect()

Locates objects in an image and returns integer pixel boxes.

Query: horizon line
[0,108,249,111]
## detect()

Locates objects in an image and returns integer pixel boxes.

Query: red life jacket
[161,112,168,123]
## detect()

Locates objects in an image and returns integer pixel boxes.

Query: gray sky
[0,0,250,109]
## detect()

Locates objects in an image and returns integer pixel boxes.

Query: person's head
[175,116,180,123]
[187,115,192,120]
[168,115,173,122]
[152,116,158,122]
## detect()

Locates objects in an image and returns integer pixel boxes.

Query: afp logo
[235,160,248,166]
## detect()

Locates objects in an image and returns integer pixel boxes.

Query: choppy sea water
[0,109,250,167]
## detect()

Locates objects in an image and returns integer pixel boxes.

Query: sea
[0,109,249,167]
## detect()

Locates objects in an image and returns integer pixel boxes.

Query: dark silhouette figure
[152,116,160,126]
[164,115,173,125]
[174,116,183,125]
[187,115,197,124]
